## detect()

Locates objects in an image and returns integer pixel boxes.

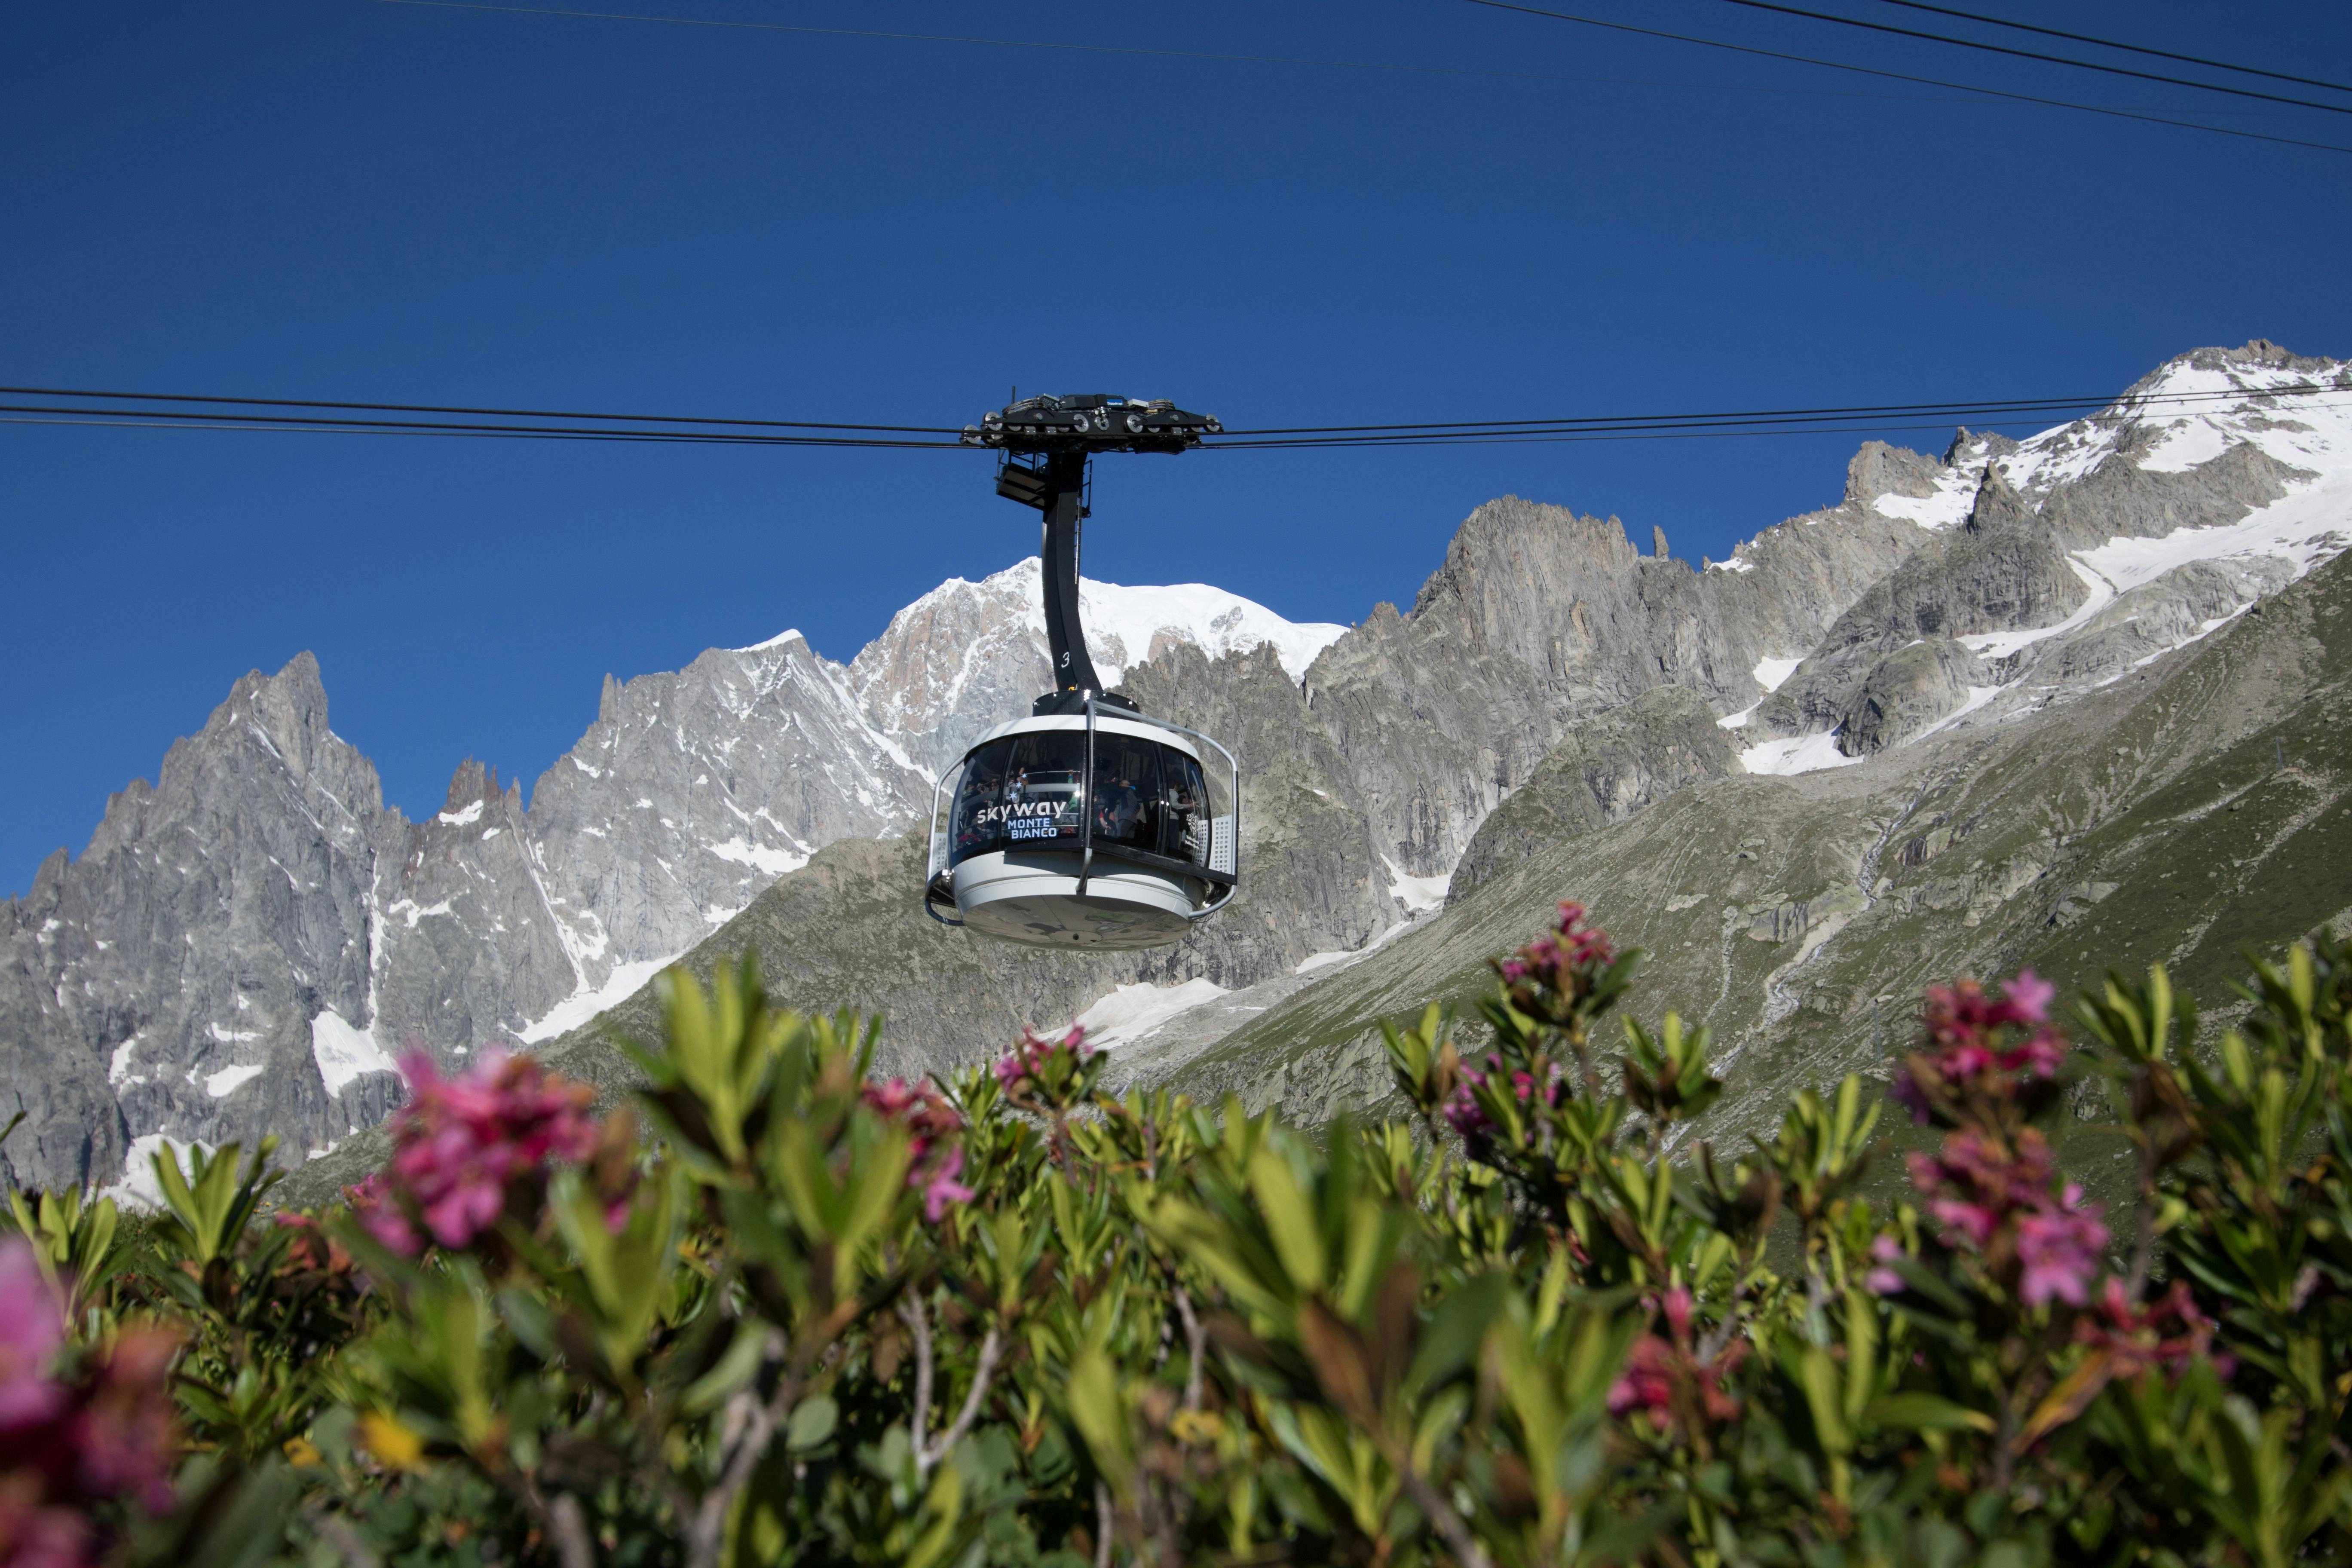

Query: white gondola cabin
[923,698,1237,947]
[922,393,1240,949]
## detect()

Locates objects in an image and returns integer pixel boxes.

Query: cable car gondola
[921,395,1240,948]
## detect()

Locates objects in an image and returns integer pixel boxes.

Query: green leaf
[1863,1393,1996,1434]
[786,1395,838,1452]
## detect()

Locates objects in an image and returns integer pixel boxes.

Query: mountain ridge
[10,340,2349,1196]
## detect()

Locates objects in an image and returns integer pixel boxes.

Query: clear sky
[4,0,2348,893]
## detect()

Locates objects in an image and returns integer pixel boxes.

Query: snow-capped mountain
[6,339,2347,1194]
[0,557,1348,1190]
[1730,340,2351,774]
[846,559,1346,771]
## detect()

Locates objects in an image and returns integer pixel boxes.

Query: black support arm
[1033,451,1101,699]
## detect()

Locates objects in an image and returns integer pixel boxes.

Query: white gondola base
[949,850,1200,949]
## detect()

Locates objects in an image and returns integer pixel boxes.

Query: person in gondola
[956,754,1004,854]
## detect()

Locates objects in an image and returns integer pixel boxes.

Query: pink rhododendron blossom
[1494,902,1617,1023]
[1607,1290,1744,1434]
[1442,1057,1497,1140]
[2078,1278,2226,1380]
[1865,1234,1908,1295]
[343,1173,417,1256]
[994,1025,1096,1106]
[67,1332,179,1516]
[1607,1335,1675,1419]
[919,1147,977,1223]
[365,1050,600,1254]
[861,1078,974,1222]
[0,1245,64,1433]
[2004,970,2055,1024]
[2015,1187,2109,1308]
[0,1475,89,1568]
[0,1290,182,1567]
[1896,971,2070,1126]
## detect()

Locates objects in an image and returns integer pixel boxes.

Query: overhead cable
[1702,0,2352,115]
[0,383,958,434]
[14,380,2346,453]
[1861,0,2352,96]
[356,0,1982,105]
[366,0,2351,149]
[1215,381,2352,439]
[1458,0,2352,153]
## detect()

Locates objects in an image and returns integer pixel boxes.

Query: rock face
[15,340,2352,1194]
[0,656,395,1190]
[1139,543,2352,1156]
[0,572,1346,1191]
[1447,687,1736,901]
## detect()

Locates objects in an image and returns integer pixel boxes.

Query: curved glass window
[949,730,1210,871]
[1162,748,1210,866]
[1087,733,1164,857]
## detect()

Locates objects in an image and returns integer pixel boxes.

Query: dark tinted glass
[1162,748,1210,864]
[949,730,1208,870]
[948,739,1013,868]
[1087,735,1163,853]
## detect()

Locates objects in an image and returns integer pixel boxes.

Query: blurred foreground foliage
[8,901,2352,1568]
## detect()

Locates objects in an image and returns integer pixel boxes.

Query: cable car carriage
[921,394,1240,949]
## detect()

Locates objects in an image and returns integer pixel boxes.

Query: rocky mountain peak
[12,342,2351,1197]
[1845,441,1942,509]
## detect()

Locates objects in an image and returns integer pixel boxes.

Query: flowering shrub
[361,1049,602,1254]
[0,1242,178,1568]
[6,915,2352,1566]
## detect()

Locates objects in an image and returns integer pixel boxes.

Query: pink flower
[1865,1234,1908,1295]
[994,1025,1097,1107]
[862,1078,974,1223]
[0,1245,64,1434]
[1928,1199,1997,1250]
[2016,1188,2109,1308]
[67,1332,179,1516]
[1493,902,1618,1025]
[920,1147,977,1223]
[0,1475,89,1568]
[2078,1278,2226,1380]
[368,1050,600,1254]
[1607,1335,1675,1418]
[343,1173,419,1256]
[2003,970,2055,1025]
[1606,1298,1745,1434]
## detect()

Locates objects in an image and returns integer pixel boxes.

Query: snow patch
[705,838,809,877]
[102,1134,212,1212]
[1740,731,1865,776]
[1912,685,2003,741]
[312,1008,399,1096]
[438,799,485,827]
[1753,656,1801,693]
[1872,480,1974,530]
[1383,856,1451,913]
[736,628,805,653]
[1071,977,1229,1051]
[108,1037,141,1086]
[519,956,678,1045]
[204,1063,265,1099]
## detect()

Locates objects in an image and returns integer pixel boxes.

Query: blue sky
[4,0,2348,893]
